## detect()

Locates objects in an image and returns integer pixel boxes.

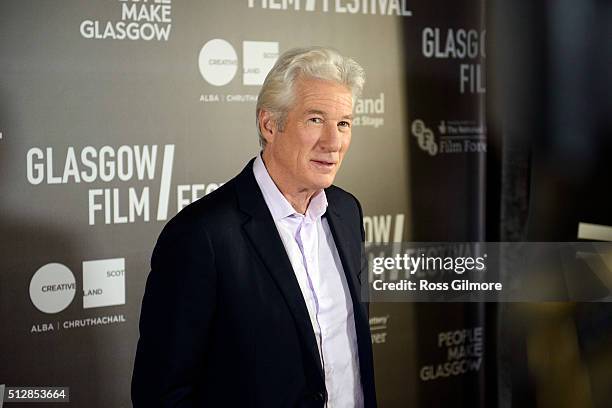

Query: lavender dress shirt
[253,154,364,408]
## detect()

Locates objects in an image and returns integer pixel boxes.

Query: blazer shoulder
[326,185,365,242]
[326,184,363,214]
[156,177,240,243]
[180,179,237,219]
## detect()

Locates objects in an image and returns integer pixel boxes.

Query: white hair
[256,46,365,148]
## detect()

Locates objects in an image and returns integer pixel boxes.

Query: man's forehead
[295,77,351,94]
[295,79,353,112]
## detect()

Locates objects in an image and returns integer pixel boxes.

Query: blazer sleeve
[132,215,217,407]
[353,194,370,313]
[354,194,366,243]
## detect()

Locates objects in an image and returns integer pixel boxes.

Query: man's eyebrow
[304,109,327,116]
[303,109,353,120]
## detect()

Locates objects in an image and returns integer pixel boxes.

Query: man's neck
[260,152,317,215]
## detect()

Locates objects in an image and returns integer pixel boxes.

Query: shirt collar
[252,153,328,222]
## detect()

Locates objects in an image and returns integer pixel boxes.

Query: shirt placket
[295,217,325,372]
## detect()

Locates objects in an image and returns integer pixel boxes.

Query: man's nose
[319,122,342,152]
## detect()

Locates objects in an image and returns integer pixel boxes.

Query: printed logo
[354,93,385,128]
[421,27,486,94]
[80,0,173,42]
[363,213,405,244]
[370,315,390,344]
[198,39,279,103]
[411,120,438,156]
[420,326,484,381]
[29,263,76,314]
[29,260,128,334]
[198,39,239,86]
[83,258,126,309]
[25,144,224,226]
[411,119,486,156]
[243,41,279,86]
[199,39,279,87]
[247,0,412,16]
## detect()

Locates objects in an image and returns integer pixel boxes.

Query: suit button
[314,391,324,402]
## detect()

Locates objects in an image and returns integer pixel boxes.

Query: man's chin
[302,172,338,192]
[314,178,335,190]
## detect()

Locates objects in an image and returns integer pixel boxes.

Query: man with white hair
[132,46,377,408]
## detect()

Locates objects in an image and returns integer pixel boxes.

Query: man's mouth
[311,159,336,166]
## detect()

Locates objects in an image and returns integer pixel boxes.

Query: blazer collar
[234,157,362,294]
[234,158,325,384]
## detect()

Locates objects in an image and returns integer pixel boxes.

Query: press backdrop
[1,1,488,406]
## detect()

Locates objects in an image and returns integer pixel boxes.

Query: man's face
[262,77,353,194]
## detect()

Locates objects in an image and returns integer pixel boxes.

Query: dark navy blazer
[132,159,376,407]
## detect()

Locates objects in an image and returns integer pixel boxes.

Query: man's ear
[258,110,276,145]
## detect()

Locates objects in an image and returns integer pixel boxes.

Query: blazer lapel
[234,159,325,384]
[325,198,377,406]
[324,205,362,303]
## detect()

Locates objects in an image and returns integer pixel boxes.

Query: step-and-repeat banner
[0,1,486,406]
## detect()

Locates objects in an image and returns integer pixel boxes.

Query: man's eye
[309,117,323,124]
[338,121,351,128]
